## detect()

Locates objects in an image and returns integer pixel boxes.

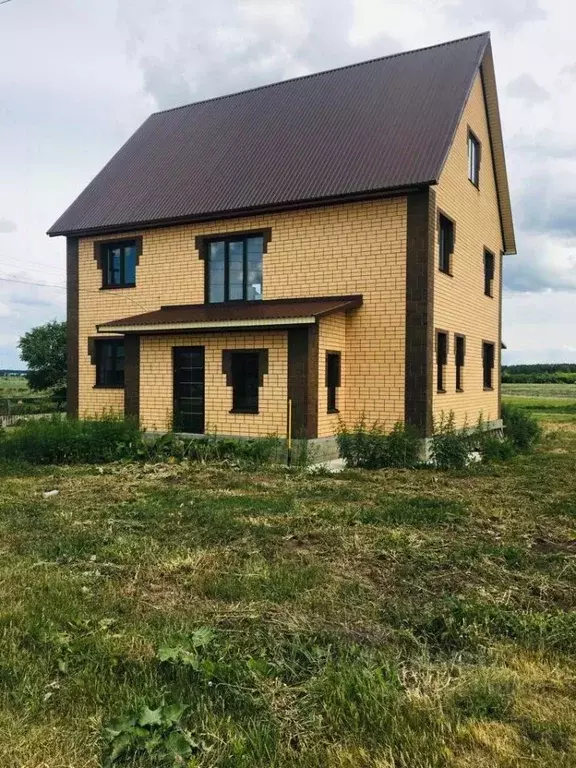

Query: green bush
[479,435,517,462]
[429,412,471,470]
[0,415,142,465]
[0,416,283,467]
[337,418,420,469]
[502,403,542,451]
[144,432,283,465]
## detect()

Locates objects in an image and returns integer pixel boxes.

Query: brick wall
[432,73,503,428]
[140,331,288,435]
[317,313,346,438]
[77,197,408,433]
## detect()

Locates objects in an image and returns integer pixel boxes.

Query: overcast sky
[0,0,574,367]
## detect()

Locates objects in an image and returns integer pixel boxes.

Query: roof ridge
[152,31,491,117]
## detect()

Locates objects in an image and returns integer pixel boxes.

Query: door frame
[172,346,205,434]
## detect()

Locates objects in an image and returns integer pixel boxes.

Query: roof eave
[47,183,434,239]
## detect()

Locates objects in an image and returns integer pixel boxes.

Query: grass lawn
[1,419,576,766]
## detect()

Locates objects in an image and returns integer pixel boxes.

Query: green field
[1,426,576,766]
[503,383,576,424]
[0,375,56,416]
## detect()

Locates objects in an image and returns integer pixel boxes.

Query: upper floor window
[484,249,495,297]
[100,240,139,288]
[438,214,455,275]
[207,235,264,303]
[468,130,481,187]
[95,339,124,388]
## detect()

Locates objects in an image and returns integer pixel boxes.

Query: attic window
[468,130,481,187]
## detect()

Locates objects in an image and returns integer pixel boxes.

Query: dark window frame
[201,231,270,304]
[222,349,268,415]
[93,338,125,389]
[95,238,141,289]
[438,212,455,275]
[484,248,495,297]
[468,129,481,187]
[325,351,341,414]
[482,341,495,390]
[455,334,466,392]
[436,330,448,393]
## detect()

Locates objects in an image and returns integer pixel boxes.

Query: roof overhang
[97,295,363,335]
[480,43,516,255]
[97,316,317,334]
[48,185,427,239]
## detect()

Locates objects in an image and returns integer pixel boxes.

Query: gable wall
[432,72,504,428]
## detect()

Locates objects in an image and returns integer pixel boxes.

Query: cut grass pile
[1,428,576,766]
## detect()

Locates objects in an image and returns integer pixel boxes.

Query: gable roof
[48,32,514,252]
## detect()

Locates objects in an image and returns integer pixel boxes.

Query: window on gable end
[439,214,455,275]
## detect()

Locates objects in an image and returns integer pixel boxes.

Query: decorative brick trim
[93,236,143,281]
[66,237,79,418]
[221,349,269,387]
[124,336,140,421]
[307,325,319,439]
[405,189,435,436]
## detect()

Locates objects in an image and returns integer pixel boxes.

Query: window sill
[468,178,480,190]
[229,408,259,415]
[93,384,124,390]
[327,408,340,415]
[484,293,494,299]
[483,387,494,392]
[100,284,136,291]
[438,269,453,278]
[437,389,446,394]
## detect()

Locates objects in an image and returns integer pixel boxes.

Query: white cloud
[0,219,17,233]
[506,73,550,103]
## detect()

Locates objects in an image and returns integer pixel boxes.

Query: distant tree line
[502,364,576,384]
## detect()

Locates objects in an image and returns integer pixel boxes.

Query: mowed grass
[503,382,576,424]
[1,431,576,766]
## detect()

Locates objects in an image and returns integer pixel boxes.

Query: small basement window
[483,342,495,390]
[326,352,341,413]
[438,214,455,275]
[96,339,124,388]
[455,334,465,392]
[484,249,495,297]
[437,331,448,393]
[230,351,260,413]
[468,130,481,186]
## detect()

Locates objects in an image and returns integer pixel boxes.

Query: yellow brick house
[49,32,515,457]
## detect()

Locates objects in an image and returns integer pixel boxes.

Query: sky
[0,0,574,368]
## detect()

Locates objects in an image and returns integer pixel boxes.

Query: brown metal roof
[97,295,363,333]
[49,34,492,237]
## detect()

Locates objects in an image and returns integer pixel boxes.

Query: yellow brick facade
[317,313,346,438]
[77,198,408,434]
[432,73,503,428]
[139,331,288,435]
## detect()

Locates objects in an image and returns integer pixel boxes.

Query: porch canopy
[97,295,362,334]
